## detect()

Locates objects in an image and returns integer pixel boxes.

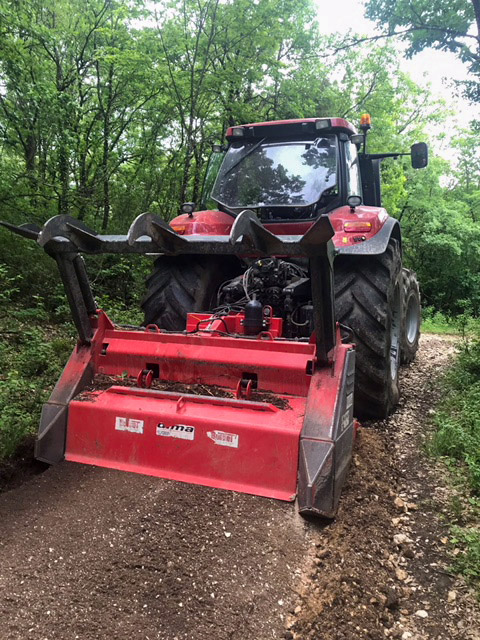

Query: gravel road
[0,334,479,640]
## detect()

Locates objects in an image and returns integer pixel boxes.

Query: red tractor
[1,114,426,517]
[143,115,426,419]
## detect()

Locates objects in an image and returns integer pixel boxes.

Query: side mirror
[411,142,428,169]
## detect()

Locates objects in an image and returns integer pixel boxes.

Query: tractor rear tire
[400,268,421,364]
[334,239,402,419]
[141,255,238,330]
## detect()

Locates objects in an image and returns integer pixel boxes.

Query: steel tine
[38,215,101,251]
[299,215,334,248]
[0,221,41,241]
[127,212,151,244]
[65,221,102,251]
[229,210,284,254]
[127,212,187,253]
[150,218,188,253]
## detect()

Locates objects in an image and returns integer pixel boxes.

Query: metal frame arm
[54,254,96,344]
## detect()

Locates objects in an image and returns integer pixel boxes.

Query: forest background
[0,0,479,316]
[0,0,479,320]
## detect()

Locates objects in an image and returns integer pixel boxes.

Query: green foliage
[95,294,144,326]
[432,340,480,492]
[450,526,480,584]
[0,255,74,458]
[422,307,480,335]
[0,264,20,308]
[365,0,480,100]
[391,152,480,316]
[421,308,460,334]
[430,334,480,593]
[0,321,73,459]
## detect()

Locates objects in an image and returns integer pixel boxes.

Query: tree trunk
[101,122,110,230]
[58,137,69,216]
[25,133,38,207]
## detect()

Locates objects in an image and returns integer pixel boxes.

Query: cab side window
[345,141,362,198]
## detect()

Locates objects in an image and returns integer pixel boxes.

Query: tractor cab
[204,118,360,222]
[201,117,428,220]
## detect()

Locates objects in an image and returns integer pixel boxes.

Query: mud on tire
[400,268,421,364]
[334,239,402,419]
[141,255,239,330]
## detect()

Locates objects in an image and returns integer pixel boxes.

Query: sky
[315,0,475,129]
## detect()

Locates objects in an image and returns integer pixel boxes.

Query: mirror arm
[360,152,409,160]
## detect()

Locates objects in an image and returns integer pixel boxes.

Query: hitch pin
[136,369,154,389]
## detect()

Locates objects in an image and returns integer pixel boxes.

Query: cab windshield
[211,136,337,209]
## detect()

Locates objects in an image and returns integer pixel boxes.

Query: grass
[430,337,480,593]
[422,307,480,336]
[0,257,149,462]
[0,301,145,461]
[0,307,73,459]
[431,340,480,492]
[450,525,480,584]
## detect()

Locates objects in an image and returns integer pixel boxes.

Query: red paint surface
[185,312,283,338]
[67,387,305,500]
[225,117,357,137]
[170,205,388,248]
[59,311,350,502]
[170,209,233,236]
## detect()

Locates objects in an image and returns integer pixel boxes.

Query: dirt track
[0,334,479,640]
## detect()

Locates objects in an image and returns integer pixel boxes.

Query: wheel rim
[405,293,420,345]
[390,283,401,380]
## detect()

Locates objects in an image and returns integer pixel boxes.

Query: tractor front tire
[400,268,421,364]
[141,255,238,330]
[334,239,402,420]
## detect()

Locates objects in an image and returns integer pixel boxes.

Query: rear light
[343,221,372,233]
[180,202,195,215]
[171,225,186,234]
[315,119,331,130]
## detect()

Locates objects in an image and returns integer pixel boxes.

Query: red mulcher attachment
[2,210,355,517]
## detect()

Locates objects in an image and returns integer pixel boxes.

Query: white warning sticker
[115,417,144,434]
[207,430,239,448]
[156,423,195,441]
[346,392,354,410]
[340,411,351,433]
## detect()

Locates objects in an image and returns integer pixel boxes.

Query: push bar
[1,210,337,364]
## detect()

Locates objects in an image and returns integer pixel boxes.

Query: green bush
[432,338,480,593]
[0,369,45,458]
[422,307,480,336]
[432,340,480,492]
[450,526,480,584]
[422,307,458,334]
[0,320,73,459]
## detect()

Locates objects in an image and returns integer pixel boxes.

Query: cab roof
[225,117,357,140]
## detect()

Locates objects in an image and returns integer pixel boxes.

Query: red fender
[170,206,395,253]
